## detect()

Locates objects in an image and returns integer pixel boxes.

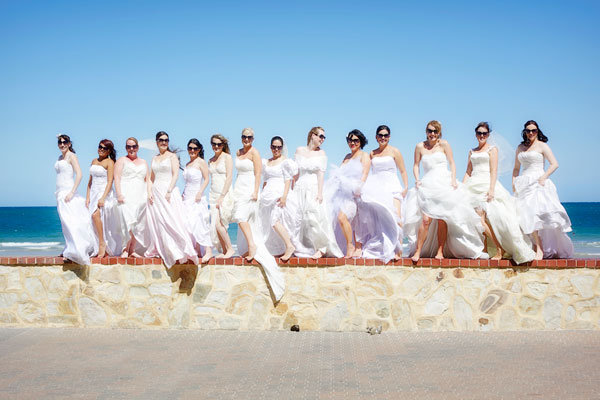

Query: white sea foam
[0,242,62,250]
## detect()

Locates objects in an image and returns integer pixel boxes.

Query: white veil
[488,131,514,176]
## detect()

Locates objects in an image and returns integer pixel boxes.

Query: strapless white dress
[514,151,574,258]
[208,156,234,249]
[55,159,96,265]
[88,164,128,256]
[293,154,343,258]
[258,158,301,256]
[404,152,486,259]
[118,160,149,251]
[145,158,199,267]
[464,149,535,264]
[232,157,285,301]
[182,166,212,249]
[325,157,400,262]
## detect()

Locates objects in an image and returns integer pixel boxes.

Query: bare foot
[130,252,142,258]
[201,252,212,263]
[281,245,295,262]
[246,244,257,262]
[411,252,420,263]
[97,242,107,258]
[535,248,544,260]
[222,248,235,259]
[311,250,323,259]
[393,252,403,261]
[352,247,362,258]
[345,244,355,258]
[120,251,128,258]
[491,253,502,260]
[434,253,444,260]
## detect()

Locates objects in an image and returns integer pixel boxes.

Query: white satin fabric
[88,165,128,256]
[464,149,535,264]
[232,157,285,301]
[258,158,300,256]
[293,154,343,258]
[182,166,212,250]
[118,161,149,251]
[514,151,574,258]
[404,152,487,259]
[144,158,199,268]
[208,156,234,250]
[55,159,96,265]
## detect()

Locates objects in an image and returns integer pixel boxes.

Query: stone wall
[1,263,599,331]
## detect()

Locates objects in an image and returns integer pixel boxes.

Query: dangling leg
[215,218,234,258]
[532,230,544,260]
[273,221,295,261]
[477,210,504,260]
[435,219,447,260]
[238,221,257,262]
[201,245,213,263]
[393,198,403,259]
[411,214,431,262]
[338,211,355,258]
[92,209,106,257]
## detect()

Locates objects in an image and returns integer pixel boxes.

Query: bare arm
[65,153,83,202]
[147,160,154,204]
[217,155,233,208]
[251,149,261,201]
[512,148,521,192]
[393,148,409,196]
[114,158,125,203]
[488,147,498,201]
[462,151,473,183]
[413,145,422,186]
[166,154,179,202]
[316,152,327,202]
[443,141,458,187]
[86,164,92,207]
[196,160,210,201]
[97,160,114,208]
[539,143,559,185]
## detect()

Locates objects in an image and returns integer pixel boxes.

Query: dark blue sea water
[0,204,597,257]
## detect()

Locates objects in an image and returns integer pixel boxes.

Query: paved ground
[0,328,598,399]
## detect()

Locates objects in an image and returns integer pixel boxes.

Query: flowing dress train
[118,161,150,253]
[182,166,212,250]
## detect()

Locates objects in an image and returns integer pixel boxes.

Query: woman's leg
[273,221,295,261]
[393,198,403,259]
[238,221,256,261]
[435,219,447,259]
[477,210,504,259]
[92,209,106,257]
[337,211,355,258]
[411,214,431,262]
[532,230,544,260]
[215,219,234,258]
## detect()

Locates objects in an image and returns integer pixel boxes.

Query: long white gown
[55,159,96,265]
[145,158,199,268]
[118,160,149,252]
[360,156,405,259]
[293,154,343,258]
[404,152,487,259]
[232,157,285,301]
[514,151,574,258]
[182,166,212,250]
[208,156,234,250]
[258,158,300,256]
[463,148,535,264]
[88,164,128,256]
[325,157,399,262]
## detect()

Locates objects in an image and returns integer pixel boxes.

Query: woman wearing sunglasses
[292,127,343,258]
[182,138,212,263]
[145,131,198,267]
[55,134,96,265]
[208,134,235,258]
[462,123,535,264]
[258,136,299,261]
[512,120,573,259]
[114,137,151,257]
[85,139,127,258]
[405,120,486,262]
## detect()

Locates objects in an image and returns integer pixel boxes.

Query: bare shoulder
[251,147,261,158]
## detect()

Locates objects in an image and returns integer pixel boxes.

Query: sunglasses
[98,145,108,151]
[241,135,254,141]
[157,138,169,143]
[126,144,138,150]
[426,128,438,134]
[524,128,539,134]
[313,133,326,140]
[271,145,283,150]
[211,142,224,147]
[188,146,199,151]
[476,131,489,136]
[347,137,360,144]
[376,133,390,139]
[58,139,69,145]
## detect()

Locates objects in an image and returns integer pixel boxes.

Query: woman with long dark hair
[512,120,573,259]
[86,139,127,257]
[55,134,96,264]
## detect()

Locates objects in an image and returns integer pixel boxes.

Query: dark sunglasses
[476,131,489,136]
[524,128,539,134]
[426,128,438,134]
[313,133,326,140]
[376,133,390,139]
[157,138,169,143]
[241,135,254,140]
[271,145,283,150]
[347,137,360,144]
[211,141,223,147]
[58,139,70,145]
[188,146,199,151]
[98,145,108,151]
[126,144,138,150]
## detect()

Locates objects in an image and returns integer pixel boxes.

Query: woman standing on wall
[404,120,486,261]
[145,131,198,267]
[114,137,150,257]
[208,134,235,258]
[463,122,535,264]
[182,138,213,263]
[86,139,127,258]
[55,134,96,265]
[512,120,573,259]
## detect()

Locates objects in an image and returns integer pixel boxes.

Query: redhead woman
[55,134,96,265]
[86,139,127,257]
[208,134,235,258]
[404,120,486,261]
[144,131,198,267]
[512,120,573,259]
[114,137,150,257]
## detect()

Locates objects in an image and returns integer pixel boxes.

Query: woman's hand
[148,193,154,205]
[65,192,74,203]
[216,196,223,209]
[165,191,171,203]
[415,180,421,188]
[538,177,546,186]
[85,198,90,208]
[251,192,258,202]
[195,193,203,203]
[117,194,125,204]
[316,194,323,203]
[277,196,287,208]
[402,188,408,198]
[98,197,105,208]
[486,190,495,202]
[451,180,458,189]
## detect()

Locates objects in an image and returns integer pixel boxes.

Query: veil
[138,138,158,152]
[487,131,514,176]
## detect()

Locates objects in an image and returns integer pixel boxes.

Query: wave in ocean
[0,241,63,250]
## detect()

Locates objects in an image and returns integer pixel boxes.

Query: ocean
[0,204,598,258]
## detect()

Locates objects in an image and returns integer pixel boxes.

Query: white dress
[144,158,199,268]
[182,166,212,249]
[232,157,285,301]
[514,151,574,258]
[55,159,96,265]
[404,152,487,259]
[464,149,535,264]
[118,160,149,251]
[88,164,128,256]
[258,158,300,256]
[325,157,400,262]
[293,154,343,258]
[208,156,234,249]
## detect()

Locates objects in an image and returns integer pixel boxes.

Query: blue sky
[1,0,599,206]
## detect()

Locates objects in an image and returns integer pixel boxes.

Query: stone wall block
[0,311,18,324]
[479,290,507,314]
[453,295,473,330]
[399,270,431,297]
[320,303,350,331]
[79,297,108,326]
[134,309,161,326]
[124,267,146,285]
[0,293,18,309]
[417,317,435,331]
[526,281,549,299]
[194,314,218,330]
[519,296,542,316]
[149,283,173,297]
[47,277,68,300]
[192,283,211,304]
[169,295,191,327]
[95,266,121,283]
[17,302,46,324]
[570,275,595,298]
[543,296,563,328]
[355,275,393,298]
[391,298,413,330]
[424,283,454,316]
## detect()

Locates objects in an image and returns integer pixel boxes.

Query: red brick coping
[0,256,598,269]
